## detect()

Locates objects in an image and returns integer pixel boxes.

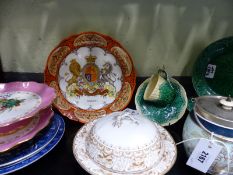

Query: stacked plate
[0,82,65,174]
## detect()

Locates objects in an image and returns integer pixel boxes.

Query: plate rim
[0,113,65,175]
[0,108,54,153]
[0,82,56,127]
[44,31,136,123]
[0,112,61,167]
[192,36,233,96]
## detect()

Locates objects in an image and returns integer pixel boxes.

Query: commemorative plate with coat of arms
[44,32,136,123]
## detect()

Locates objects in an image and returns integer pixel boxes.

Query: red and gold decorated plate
[44,32,136,123]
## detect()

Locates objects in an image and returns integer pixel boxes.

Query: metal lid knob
[219,97,233,110]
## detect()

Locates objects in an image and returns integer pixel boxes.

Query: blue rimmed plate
[0,113,65,175]
[0,113,60,167]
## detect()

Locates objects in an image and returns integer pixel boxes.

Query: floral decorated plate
[73,117,177,175]
[0,108,54,152]
[0,113,65,175]
[192,37,233,96]
[0,82,56,127]
[135,78,187,126]
[44,32,136,123]
[0,111,60,168]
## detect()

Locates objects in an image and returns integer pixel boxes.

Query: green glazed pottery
[187,98,195,111]
[135,78,187,126]
[192,36,233,96]
[144,70,176,106]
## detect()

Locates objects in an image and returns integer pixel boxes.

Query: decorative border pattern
[0,114,65,175]
[44,32,136,123]
[86,129,163,173]
[0,108,54,152]
[0,113,60,167]
[73,120,177,175]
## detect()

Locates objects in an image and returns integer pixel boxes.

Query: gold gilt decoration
[111,46,132,77]
[0,124,28,137]
[53,96,70,111]
[73,120,177,175]
[67,59,81,86]
[86,130,163,173]
[74,34,107,47]
[86,55,97,63]
[49,81,59,94]
[110,82,131,111]
[0,116,39,146]
[48,46,70,76]
[49,81,70,110]
[74,110,106,123]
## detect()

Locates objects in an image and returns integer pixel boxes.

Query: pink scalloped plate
[0,82,56,127]
[0,107,54,152]
[0,116,33,135]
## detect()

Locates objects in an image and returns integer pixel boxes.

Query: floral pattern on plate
[0,82,56,127]
[0,91,41,125]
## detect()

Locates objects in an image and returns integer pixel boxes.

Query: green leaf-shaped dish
[192,37,233,96]
[135,78,187,126]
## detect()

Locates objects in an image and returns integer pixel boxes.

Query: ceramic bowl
[73,109,177,175]
[0,82,56,127]
[183,112,233,174]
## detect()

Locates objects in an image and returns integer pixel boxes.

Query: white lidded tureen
[73,109,177,175]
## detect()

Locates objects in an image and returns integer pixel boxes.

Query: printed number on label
[198,151,209,163]
[186,139,222,173]
[205,64,216,78]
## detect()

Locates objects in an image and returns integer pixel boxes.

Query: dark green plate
[135,78,187,126]
[192,37,233,96]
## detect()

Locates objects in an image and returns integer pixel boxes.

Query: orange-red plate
[44,32,136,123]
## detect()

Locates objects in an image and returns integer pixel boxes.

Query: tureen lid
[90,108,160,150]
[195,96,233,123]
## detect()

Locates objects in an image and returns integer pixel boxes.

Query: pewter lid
[195,96,233,123]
